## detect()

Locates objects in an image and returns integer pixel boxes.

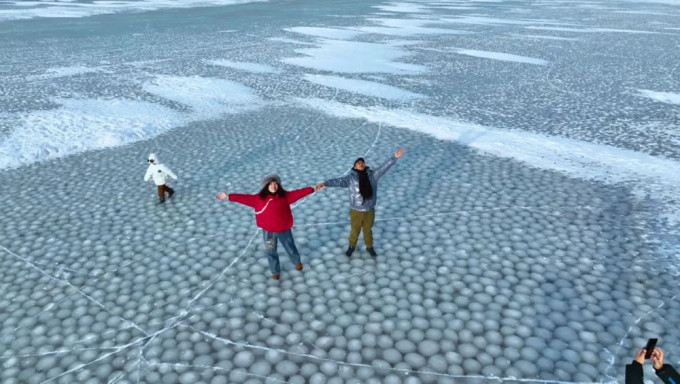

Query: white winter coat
[144,163,177,186]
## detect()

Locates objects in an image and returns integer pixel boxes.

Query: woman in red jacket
[216,174,314,280]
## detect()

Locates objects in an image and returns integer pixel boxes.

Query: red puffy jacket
[228,187,313,232]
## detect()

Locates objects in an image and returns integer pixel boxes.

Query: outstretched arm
[324,173,352,188]
[286,187,314,204]
[216,192,258,208]
[372,148,403,180]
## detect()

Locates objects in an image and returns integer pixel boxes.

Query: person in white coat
[144,153,177,203]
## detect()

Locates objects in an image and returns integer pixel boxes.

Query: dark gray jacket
[325,155,398,211]
[625,361,680,384]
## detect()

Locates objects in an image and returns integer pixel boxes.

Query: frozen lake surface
[0,0,679,383]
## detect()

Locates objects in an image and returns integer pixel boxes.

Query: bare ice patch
[619,0,680,4]
[637,89,680,105]
[526,26,660,34]
[431,6,479,10]
[441,16,538,25]
[25,66,104,81]
[295,97,680,223]
[267,37,317,46]
[205,59,282,74]
[440,16,580,27]
[302,74,426,100]
[454,49,549,65]
[511,34,580,41]
[281,39,426,74]
[615,10,677,15]
[355,17,470,36]
[284,27,362,40]
[0,98,183,169]
[142,75,262,119]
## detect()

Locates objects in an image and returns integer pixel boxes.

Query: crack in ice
[603,293,679,381]
[252,312,326,353]
[0,244,148,337]
[195,328,612,384]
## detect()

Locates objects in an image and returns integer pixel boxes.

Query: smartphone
[644,338,658,359]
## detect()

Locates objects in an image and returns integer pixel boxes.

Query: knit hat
[261,174,281,189]
[148,153,158,163]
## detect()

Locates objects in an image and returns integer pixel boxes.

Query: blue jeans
[263,229,301,274]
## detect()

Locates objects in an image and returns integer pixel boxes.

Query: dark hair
[258,182,287,199]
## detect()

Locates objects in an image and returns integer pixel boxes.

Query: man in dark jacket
[316,148,404,257]
[626,347,680,384]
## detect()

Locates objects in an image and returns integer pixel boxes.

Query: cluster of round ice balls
[2,101,678,384]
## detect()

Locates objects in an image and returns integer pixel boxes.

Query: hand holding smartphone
[644,338,658,359]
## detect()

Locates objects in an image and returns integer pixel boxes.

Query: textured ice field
[1,0,679,383]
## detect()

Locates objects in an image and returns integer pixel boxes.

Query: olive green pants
[349,209,375,247]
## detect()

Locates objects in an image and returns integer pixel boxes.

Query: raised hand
[314,183,325,192]
[651,348,664,370]
[395,148,404,158]
[634,348,646,365]
[215,192,228,200]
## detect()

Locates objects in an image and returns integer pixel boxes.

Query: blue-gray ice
[1,0,679,383]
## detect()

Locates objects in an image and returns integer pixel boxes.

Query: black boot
[367,247,377,257]
[345,245,355,257]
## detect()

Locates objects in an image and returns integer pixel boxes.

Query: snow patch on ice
[267,37,317,46]
[206,59,281,74]
[284,27,362,40]
[637,89,680,105]
[0,98,184,169]
[303,74,426,100]
[0,75,263,169]
[372,2,432,13]
[281,39,426,74]
[0,0,270,22]
[355,25,467,36]
[295,97,680,223]
[455,49,549,65]
[142,75,262,118]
